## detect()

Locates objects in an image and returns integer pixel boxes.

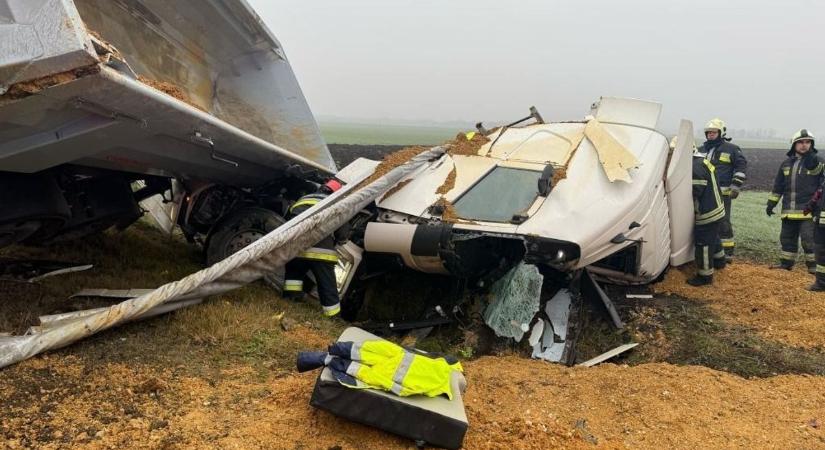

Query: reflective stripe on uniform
[720,186,732,195]
[694,159,725,226]
[768,193,781,202]
[789,158,801,211]
[817,265,825,274]
[322,303,341,317]
[289,198,321,213]
[346,361,363,377]
[299,247,339,262]
[390,352,416,395]
[696,206,725,225]
[693,180,708,186]
[720,238,735,248]
[733,171,746,180]
[780,251,796,260]
[284,279,304,291]
[805,253,816,262]
[713,250,726,259]
[289,193,329,215]
[698,245,713,276]
[351,343,362,362]
[781,210,812,220]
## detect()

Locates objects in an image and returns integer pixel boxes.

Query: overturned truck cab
[338,97,697,363]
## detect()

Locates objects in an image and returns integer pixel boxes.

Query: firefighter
[698,118,747,261]
[297,339,464,399]
[767,129,823,273]
[805,184,825,291]
[283,179,347,317]
[689,149,726,286]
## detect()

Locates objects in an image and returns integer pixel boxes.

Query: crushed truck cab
[334,98,696,364]
[356,98,694,286]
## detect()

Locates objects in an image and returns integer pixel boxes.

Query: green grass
[731,190,782,263]
[0,222,346,374]
[320,121,463,145]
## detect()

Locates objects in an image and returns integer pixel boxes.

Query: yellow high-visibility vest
[345,340,463,399]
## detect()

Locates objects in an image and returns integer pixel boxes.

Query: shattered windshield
[453,166,543,222]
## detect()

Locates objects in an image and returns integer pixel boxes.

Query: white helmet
[791,129,815,146]
[704,118,726,137]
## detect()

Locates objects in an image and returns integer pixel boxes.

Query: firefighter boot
[806,281,825,292]
[713,258,727,270]
[807,262,817,275]
[686,274,713,286]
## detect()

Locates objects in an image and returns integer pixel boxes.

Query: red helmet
[323,179,342,193]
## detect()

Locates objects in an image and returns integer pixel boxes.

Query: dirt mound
[466,357,825,449]
[448,132,490,156]
[4,353,824,449]
[655,262,825,348]
[328,144,407,169]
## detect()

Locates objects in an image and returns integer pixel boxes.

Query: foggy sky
[248,0,823,137]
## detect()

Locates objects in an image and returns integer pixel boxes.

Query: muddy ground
[740,147,787,191]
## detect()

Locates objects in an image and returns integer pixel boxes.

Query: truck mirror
[610,233,628,244]
[537,166,555,196]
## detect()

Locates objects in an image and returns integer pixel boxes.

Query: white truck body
[360,98,695,285]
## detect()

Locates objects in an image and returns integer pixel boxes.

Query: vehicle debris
[0,258,93,282]
[577,343,639,367]
[0,147,443,369]
[531,289,575,363]
[583,269,624,329]
[332,98,695,365]
[1,0,336,258]
[483,263,543,342]
[70,288,154,299]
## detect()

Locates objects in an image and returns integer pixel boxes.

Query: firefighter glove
[766,200,777,217]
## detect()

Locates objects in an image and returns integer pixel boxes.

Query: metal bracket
[193,131,239,167]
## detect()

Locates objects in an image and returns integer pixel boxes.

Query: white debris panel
[0,147,445,369]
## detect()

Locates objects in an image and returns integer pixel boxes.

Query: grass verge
[731,190,782,263]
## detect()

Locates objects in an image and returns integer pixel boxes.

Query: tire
[0,171,70,248]
[26,174,140,245]
[205,207,286,267]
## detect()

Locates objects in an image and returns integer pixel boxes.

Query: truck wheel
[205,207,285,267]
[0,172,70,248]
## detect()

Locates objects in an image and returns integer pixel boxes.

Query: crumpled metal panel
[0,0,96,93]
[73,0,334,170]
[0,147,445,369]
[1,0,333,175]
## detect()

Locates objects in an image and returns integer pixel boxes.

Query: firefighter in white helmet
[689,147,727,286]
[767,129,823,274]
[698,118,747,261]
